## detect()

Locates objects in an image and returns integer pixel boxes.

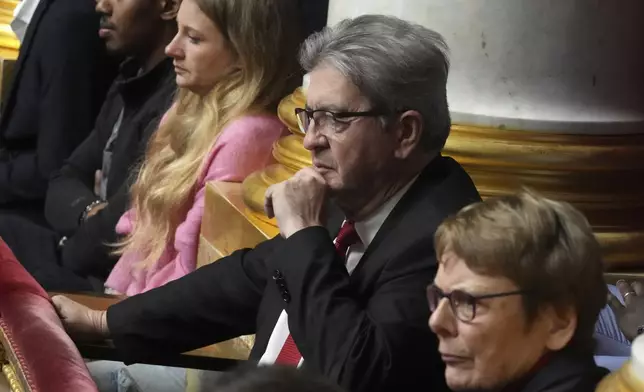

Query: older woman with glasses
[428,190,609,392]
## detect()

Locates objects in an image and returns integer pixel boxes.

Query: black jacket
[44,57,175,280]
[0,0,118,210]
[298,0,328,37]
[107,156,481,392]
[519,352,608,392]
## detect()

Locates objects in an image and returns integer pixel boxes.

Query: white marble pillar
[328,0,644,135]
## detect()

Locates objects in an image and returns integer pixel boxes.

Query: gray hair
[300,14,451,153]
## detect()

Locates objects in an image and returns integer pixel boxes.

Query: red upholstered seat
[0,238,98,392]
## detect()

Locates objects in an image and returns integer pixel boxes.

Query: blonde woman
[104,0,300,296]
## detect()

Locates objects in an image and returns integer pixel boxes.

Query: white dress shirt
[11,0,42,43]
[258,178,417,366]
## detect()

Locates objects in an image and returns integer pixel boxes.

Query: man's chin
[310,167,346,194]
[104,40,125,56]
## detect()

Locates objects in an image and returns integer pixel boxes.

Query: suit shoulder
[418,156,480,212]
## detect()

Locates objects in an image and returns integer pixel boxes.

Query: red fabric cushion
[0,238,98,392]
[0,237,49,298]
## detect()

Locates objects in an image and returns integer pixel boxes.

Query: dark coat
[0,0,118,217]
[0,58,175,291]
[519,352,609,392]
[45,57,176,279]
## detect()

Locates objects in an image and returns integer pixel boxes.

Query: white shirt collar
[11,0,41,43]
[353,176,418,248]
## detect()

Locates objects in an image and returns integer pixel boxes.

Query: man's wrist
[80,199,105,223]
[282,220,324,239]
[91,310,110,338]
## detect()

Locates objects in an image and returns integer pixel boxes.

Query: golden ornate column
[241,87,310,228]
[0,0,19,60]
[197,88,309,266]
[0,0,19,104]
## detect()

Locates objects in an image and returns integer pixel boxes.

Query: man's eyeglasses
[427,283,528,322]
[294,107,388,134]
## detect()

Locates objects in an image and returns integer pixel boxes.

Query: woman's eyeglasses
[427,283,528,322]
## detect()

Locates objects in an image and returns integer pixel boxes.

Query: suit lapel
[2,0,52,117]
[350,157,447,277]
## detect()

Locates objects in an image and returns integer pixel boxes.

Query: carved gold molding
[444,124,644,268]
[1,364,24,392]
[277,87,305,136]
[0,0,19,24]
[596,361,643,391]
[0,327,27,392]
[0,0,19,60]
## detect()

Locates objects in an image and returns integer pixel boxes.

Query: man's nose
[95,0,111,15]
[302,124,327,152]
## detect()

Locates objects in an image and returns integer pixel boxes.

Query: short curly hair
[434,190,606,354]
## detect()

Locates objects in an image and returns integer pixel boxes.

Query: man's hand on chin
[264,167,329,239]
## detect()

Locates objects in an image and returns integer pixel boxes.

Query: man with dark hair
[0,0,119,222]
[0,0,179,291]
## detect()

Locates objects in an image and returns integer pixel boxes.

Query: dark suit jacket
[107,156,481,392]
[298,0,329,37]
[43,58,175,280]
[0,0,118,212]
[519,352,608,392]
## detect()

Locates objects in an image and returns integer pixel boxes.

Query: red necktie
[334,220,362,259]
[274,221,362,365]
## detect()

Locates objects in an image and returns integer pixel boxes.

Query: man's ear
[392,110,424,160]
[160,0,180,21]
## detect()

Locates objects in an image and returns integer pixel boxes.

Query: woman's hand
[608,280,644,342]
[52,295,110,340]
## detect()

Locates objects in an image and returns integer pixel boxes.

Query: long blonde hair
[117,0,301,268]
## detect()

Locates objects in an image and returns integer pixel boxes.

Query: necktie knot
[334,220,361,258]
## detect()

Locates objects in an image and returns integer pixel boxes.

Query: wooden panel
[196,234,222,269]
[49,292,123,311]
[605,272,644,285]
[198,182,276,268]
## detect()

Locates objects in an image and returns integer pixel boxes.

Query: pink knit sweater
[104,114,285,295]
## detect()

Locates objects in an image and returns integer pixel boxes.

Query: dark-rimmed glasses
[295,107,388,134]
[427,283,528,322]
